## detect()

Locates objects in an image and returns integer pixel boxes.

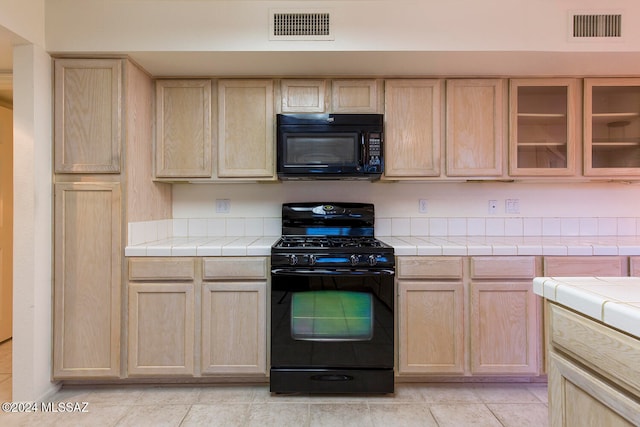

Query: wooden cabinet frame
[397,256,542,378]
[54,58,122,173]
[201,281,267,375]
[384,79,444,178]
[155,79,212,178]
[128,282,195,376]
[398,280,466,375]
[217,79,275,179]
[509,78,580,177]
[125,257,268,379]
[584,78,640,178]
[548,303,640,426]
[446,79,506,177]
[53,182,122,378]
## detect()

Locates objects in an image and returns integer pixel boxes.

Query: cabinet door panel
[218,80,275,178]
[384,79,443,178]
[54,59,122,173]
[155,79,212,178]
[549,353,639,426]
[584,78,640,177]
[332,79,381,113]
[397,256,463,279]
[543,256,627,276]
[281,79,327,113]
[470,256,537,279]
[631,257,640,276]
[201,282,267,374]
[398,280,465,374]
[128,282,195,376]
[53,182,121,378]
[446,79,505,177]
[470,281,538,375]
[509,78,579,176]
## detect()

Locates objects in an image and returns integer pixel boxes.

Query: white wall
[0,0,45,47]
[172,180,640,221]
[44,0,640,53]
[0,0,54,402]
[12,44,54,401]
[42,0,640,76]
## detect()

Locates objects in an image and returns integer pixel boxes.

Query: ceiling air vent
[572,13,622,38]
[269,10,334,41]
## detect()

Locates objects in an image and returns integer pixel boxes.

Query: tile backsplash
[128,216,640,245]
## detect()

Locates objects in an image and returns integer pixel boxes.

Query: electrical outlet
[488,200,498,215]
[216,199,231,214]
[505,198,520,214]
[418,199,428,213]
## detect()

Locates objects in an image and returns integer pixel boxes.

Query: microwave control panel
[365,133,382,171]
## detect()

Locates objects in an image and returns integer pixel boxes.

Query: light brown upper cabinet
[446,79,506,177]
[217,79,276,180]
[155,79,212,178]
[331,79,382,113]
[279,79,381,113]
[383,79,444,179]
[584,78,640,177]
[280,79,328,113]
[509,79,580,177]
[54,58,122,173]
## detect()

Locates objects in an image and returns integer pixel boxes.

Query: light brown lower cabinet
[398,280,465,374]
[470,280,539,375]
[128,282,195,376]
[547,302,640,426]
[126,257,268,378]
[53,182,121,379]
[201,281,266,375]
[397,256,541,378]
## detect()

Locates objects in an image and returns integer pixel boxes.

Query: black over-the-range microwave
[276,113,384,180]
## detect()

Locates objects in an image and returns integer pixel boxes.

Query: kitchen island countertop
[533,276,640,339]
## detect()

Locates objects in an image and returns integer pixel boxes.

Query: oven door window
[283,133,359,166]
[291,290,373,341]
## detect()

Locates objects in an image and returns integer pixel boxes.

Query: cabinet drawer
[128,258,195,280]
[203,257,267,280]
[470,256,536,279]
[549,303,640,397]
[397,257,463,279]
[544,256,627,276]
[630,257,640,277]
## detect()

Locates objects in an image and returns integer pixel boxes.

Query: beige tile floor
[0,340,549,426]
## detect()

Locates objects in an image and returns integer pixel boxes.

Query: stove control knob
[368,255,378,266]
[308,254,317,266]
[288,254,298,266]
[350,254,359,266]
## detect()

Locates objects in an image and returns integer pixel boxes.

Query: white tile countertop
[125,235,640,257]
[125,236,280,257]
[378,235,640,256]
[533,276,640,339]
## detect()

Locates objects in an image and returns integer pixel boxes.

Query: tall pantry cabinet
[53,58,171,379]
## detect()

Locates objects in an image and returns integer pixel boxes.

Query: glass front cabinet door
[509,79,579,177]
[584,78,640,177]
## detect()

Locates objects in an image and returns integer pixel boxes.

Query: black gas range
[270,202,395,394]
[271,202,395,271]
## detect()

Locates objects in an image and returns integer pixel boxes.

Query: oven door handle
[271,268,395,276]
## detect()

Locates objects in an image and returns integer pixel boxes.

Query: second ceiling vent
[571,13,622,38]
[269,10,333,41]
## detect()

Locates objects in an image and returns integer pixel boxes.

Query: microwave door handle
[360,134,366,169]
